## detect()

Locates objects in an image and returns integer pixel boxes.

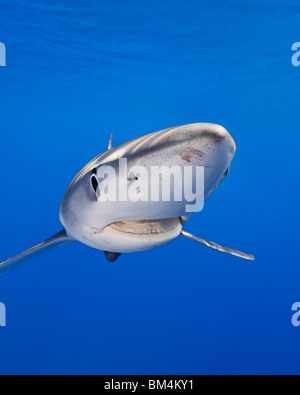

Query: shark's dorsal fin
[0,230,73,276]
[181,230,255,261]
[108,134,113,150]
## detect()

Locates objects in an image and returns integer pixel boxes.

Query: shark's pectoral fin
[104,251,122,263]
[0,230,73,276]
[181,230,255,261]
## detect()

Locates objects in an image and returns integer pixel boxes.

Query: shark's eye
[90,169,100,198]
[223,168,229,178]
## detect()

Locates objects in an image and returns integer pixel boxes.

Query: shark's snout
[206,124,236,155]
[222,128,237,156]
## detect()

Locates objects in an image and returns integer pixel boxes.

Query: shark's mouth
[105,218,181,235]
[100,218,182,253]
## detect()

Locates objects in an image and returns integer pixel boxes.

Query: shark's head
[59,123,236,253]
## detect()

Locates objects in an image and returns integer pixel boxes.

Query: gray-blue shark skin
[0,123,254,276]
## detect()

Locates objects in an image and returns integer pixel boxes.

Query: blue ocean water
[0,0,299,375]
